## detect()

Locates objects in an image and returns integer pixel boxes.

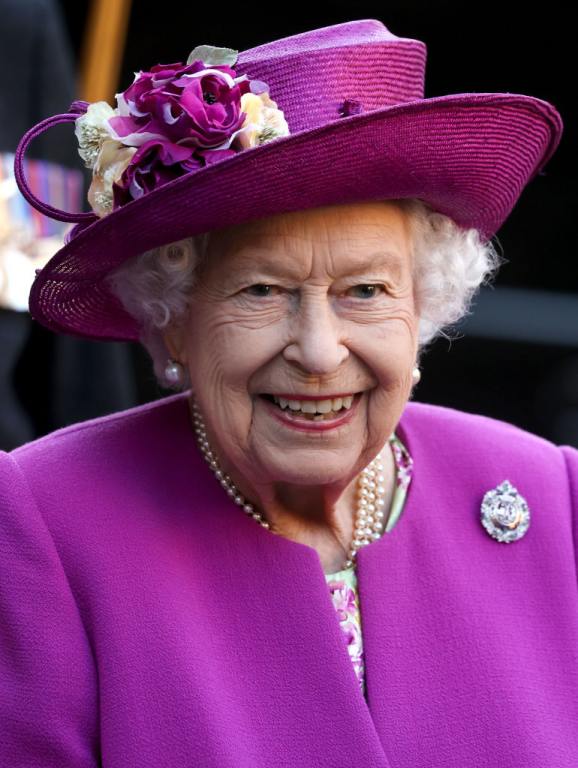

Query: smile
[258,392,364,431]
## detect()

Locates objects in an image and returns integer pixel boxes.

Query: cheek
[185,309,281,407]
[351,322,416,439]
[355,320,415,382]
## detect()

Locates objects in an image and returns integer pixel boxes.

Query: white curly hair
[104,198,504,391]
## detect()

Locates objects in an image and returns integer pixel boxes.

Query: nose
[282,291,349,374]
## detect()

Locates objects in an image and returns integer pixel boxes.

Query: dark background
[11,1,578,446]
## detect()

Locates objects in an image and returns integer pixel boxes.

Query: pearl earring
[164,358,185,387]
[412,366,421,383]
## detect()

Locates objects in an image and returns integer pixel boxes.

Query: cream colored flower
[75,102,117,169]
[237,91,290,149]
[87,139,137,217]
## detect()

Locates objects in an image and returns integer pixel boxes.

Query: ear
[163,322,188,365]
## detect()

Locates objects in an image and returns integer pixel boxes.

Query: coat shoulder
[400,399,568,463]
[7,391,189,470]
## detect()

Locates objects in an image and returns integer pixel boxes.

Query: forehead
[205,201,412,275]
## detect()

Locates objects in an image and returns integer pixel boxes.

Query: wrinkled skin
[164,200,420,572]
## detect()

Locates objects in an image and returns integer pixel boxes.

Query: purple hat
[14,18,563,342]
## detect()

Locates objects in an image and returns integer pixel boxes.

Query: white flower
[236,92,290,149]
[87,139,137,217]
[74,102,117,169]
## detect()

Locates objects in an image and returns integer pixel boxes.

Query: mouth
[258,391,364,422]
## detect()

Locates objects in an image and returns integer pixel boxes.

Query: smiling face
[164,200,420,493]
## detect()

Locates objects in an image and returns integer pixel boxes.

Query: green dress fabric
[324,432,414,697]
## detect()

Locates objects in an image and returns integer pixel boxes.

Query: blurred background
[1,0,576,450]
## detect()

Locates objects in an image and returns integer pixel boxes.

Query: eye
[346,284,386,299]
[243,284,282,298]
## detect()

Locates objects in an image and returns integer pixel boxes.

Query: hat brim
[30,91,563,342]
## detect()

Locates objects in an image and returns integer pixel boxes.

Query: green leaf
[186,45,238,67]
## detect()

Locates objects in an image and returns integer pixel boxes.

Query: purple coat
[1,391,577,767]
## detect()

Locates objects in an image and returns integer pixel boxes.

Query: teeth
[271,394,355,413]
[301,401,318,414]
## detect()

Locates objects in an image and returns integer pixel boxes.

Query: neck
[256,471,361,551]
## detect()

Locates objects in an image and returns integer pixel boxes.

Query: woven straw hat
[14,18,563,342]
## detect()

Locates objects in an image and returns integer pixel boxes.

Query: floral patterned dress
[325,432,413,698]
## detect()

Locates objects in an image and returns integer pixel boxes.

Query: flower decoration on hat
[74,45,290,217]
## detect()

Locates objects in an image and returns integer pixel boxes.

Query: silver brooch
[480,480,530,543]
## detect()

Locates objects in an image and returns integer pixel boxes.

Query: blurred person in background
[0,0,135,450]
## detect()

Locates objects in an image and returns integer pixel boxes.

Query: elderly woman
[2,18,577,768]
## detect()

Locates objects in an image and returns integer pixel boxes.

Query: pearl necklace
[188,396,390,571]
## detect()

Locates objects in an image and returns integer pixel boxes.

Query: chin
[255,448,359,485]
